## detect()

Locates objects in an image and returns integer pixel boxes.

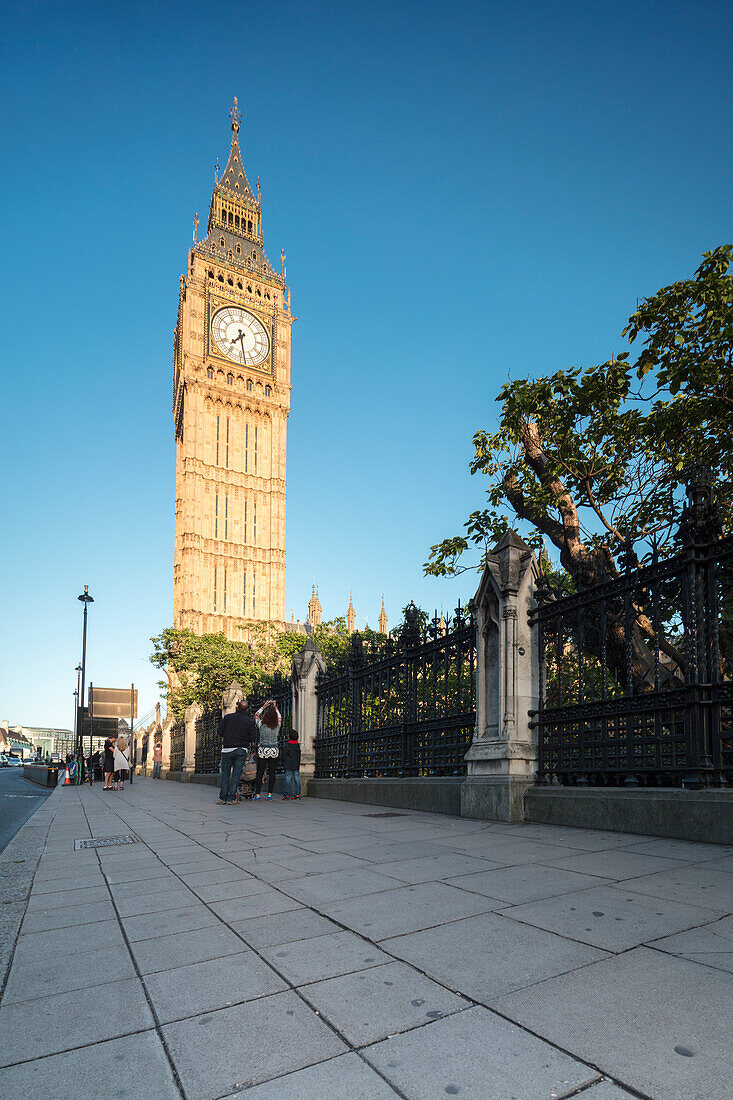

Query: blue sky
[2,0,730,729]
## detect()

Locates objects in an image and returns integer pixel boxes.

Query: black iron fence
[141,733,149,767]
[169,723,184,772]
[532,480,732,788]
[314,604,476,778]
[193,672,294,774]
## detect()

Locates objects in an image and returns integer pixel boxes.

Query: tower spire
[347,591,356,634]
[378,596,387,635]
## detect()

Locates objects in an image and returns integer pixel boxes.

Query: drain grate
[74,835,139,850]
[362,812,407,818]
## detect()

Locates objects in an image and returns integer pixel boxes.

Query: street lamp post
[77,586,94,757]
[73,664,82,752]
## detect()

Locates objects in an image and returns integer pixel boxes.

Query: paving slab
[179,865,252,886]
[433,833,575,863]
[110,874,184,899]
[233,907,341,948]
[490,824,643,848]
[619,863,733,910]
[15,917,123,958]
[542,847,688,880]
[503,884,723,950]
[0,1030,180,1100]
[276,867,401,905]
[445,863,608,903]
[301,960,469,1045]
[210,889,303,922]
[25,884,110,911]
[362,1004,600,1099]
[2,941,137,1004]
[129,921,245,974]
[620,838,733,862]
[235,1051,399,1098]
[267,849,369,871]
[162,988,347,1098]
[382,912,608,1000]
[262,929,392,985]
[143,948,287,1022]
[190,877,271,903]
[652,914,733,973]
[102,864,168,884]
[0,977,154,1066]
[579,1084,639,1099]
[123,903,219,942]
[31,872,106,893]
[115,886,196,917]
[492,947,733,1100]
[20,899,116,933]
[377,853,503,884]
[324,881,500,940]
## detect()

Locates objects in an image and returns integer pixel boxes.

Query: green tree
[150,624,294,718]
[424,246,732,684]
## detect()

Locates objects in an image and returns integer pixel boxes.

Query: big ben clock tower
[172,99,293,638]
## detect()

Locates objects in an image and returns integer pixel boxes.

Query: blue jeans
[220,748,246,801]
[152,762,161,779]
[284,769,301,797]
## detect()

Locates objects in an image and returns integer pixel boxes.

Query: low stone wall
[525,787,733,845]
[307,778,463,816]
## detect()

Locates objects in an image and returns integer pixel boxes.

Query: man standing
[152,741,163,779]
[217,698,256,805]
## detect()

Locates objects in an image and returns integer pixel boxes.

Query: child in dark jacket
[281,731,302,800]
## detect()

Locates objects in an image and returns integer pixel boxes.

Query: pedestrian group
[215,696,301,806]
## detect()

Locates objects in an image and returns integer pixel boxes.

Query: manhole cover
[362,812,407,818]
[74,835,139,850]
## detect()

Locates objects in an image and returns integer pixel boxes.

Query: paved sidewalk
[1,780,732,1099]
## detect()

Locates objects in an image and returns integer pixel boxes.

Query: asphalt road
[0,767,55,856]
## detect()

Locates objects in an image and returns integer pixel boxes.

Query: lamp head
[77,585,94,604]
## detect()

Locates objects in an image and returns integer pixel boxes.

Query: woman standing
[103,735,116,790]
[253,700,281,801]
[113,735,130,791]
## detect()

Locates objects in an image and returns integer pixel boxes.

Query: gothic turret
[307,582,322,630]
[347,592,356,634]
[378,597,388,634]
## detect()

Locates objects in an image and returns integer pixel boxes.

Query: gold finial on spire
[257,176,261,200]
[192,212,199,244]
[214,157,219,183]
[281,249,286,278]
[230,96,241,134]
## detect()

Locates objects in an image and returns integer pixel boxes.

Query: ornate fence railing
[314,604,476,779]
[531,481,733,788]
[169,723,185,772]
[194,713,221,774]
[141,733,149,767]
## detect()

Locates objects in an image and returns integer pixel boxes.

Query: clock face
[210,306,270,367]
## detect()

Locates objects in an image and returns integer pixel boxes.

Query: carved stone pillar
[291,638,325,783]
[462,531,540,822]
[221,680,243,717]
[160,717,173,775]
[183,701,203,781]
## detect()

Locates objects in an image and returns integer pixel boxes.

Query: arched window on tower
[228,211,233,225]
[246,379,253,392]
[265,385,272,397]
[235,214,240,228]
[207,366,214,379]
[248,220,252,233]
[227,372,234,385]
